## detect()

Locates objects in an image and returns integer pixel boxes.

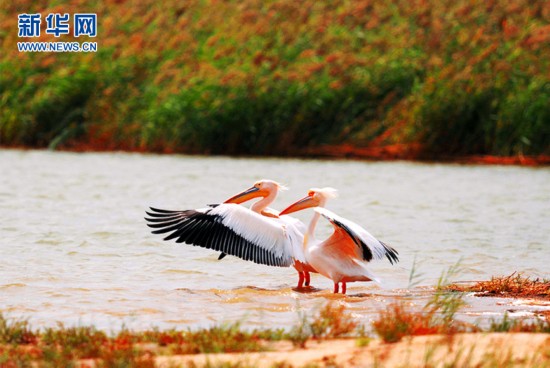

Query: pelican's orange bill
[224,186,267,204]
[279,195,317,215]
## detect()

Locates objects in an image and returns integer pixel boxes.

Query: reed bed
[1,0,548,158]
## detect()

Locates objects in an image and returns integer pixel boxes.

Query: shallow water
[1,149,549,331]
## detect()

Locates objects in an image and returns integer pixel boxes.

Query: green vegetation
[1,0,548,158]
[372,272,550,344]
[287,303,361,348]
[489,313,550,333]
[0,304,359,366]
[1,294,550,366]
[134,323,267,354]
[0,315,36,345]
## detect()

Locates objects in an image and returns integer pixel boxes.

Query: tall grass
[489,313,550,333]
[0,0,548,156]
[373,260,473,343]
[0,314,36,345]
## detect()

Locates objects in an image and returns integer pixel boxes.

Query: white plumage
[145,180,308,270]
[279,188,399,294]
[314,207,397,263]
[210,203,305,263]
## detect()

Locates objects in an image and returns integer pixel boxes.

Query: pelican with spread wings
[145,180,317,287]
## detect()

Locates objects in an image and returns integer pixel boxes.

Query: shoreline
[155,333,550,367]
[2,144,549,167]
[2,274,549,366]
[299,143,550,166]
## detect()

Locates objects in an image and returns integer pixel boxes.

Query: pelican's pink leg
[341,282,347,295]
[304,272,311,287]
[297,272,305,289]
[333,283,339,293]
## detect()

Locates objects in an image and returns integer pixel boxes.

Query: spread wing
[315,207,399,264]
[145,204,299,267]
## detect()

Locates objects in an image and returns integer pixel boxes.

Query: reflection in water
[0,149,549,330]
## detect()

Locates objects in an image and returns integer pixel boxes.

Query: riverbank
[2,320,549,367]
[2,274,549,367]
[299,143,550,166]
[3,144,550,167]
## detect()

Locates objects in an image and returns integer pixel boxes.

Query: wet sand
[156,333,550,367]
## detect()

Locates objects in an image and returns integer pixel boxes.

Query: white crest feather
[310,187,338,199]
[257,179,288,191]
[278,184,289,191]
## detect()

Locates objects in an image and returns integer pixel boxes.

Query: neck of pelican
[304,200,325,250]
[250,189,277,213]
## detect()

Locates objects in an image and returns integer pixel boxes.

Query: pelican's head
[279,187,338,215]
[224,179,287,204]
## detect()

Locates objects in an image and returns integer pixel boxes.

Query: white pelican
[145,180,317,288]
[279,188,399,294]
[223,181,317,288]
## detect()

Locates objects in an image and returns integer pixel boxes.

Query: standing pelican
[279,188,399,294]
[145,180,316,288]
[223,181,317,288]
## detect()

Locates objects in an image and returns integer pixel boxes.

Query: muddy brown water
[1,149,548,331]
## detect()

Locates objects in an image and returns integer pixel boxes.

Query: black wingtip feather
[320,210,400,265]
[331,217,374,262]
[144,205,291,268]
[149,207,179,214]
[380,241,399,265]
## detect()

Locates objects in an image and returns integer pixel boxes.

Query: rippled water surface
[1,149,549,330]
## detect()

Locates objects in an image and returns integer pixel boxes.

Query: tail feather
[351,259,381,283]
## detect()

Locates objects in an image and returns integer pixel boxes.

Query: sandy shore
[156,333,549,367]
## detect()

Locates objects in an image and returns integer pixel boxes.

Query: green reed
[0,0,548,156]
